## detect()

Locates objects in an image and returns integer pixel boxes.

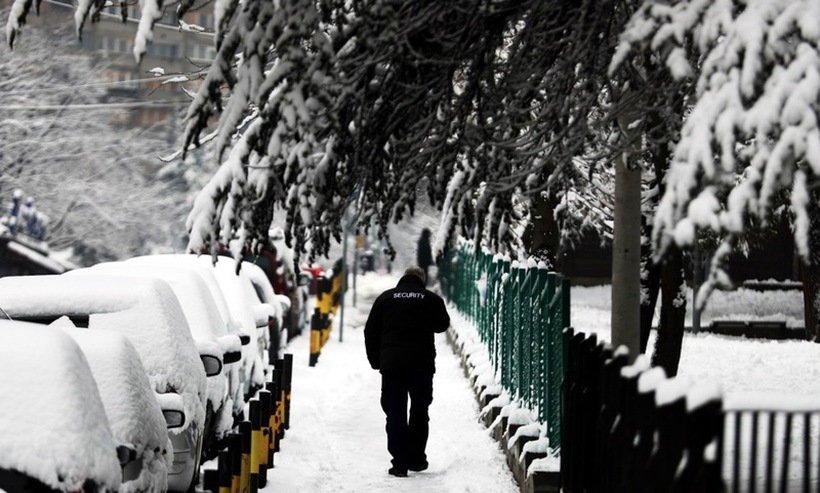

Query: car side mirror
[223,350,242,365]
[162,409,186,429]
[156,392,186,429]
[239,334,251,346]
[251,304,275,327]
[275,294,291,312]
[200,354,223,377]
[217,334,243,364]
[116,445,137,466]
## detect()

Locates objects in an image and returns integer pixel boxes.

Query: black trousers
[380,370,434,469]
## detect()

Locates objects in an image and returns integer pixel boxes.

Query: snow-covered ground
[209,272,520,492]
[571,283,820,402]
[210,270,819,492]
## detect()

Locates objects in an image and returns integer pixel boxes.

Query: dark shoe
[388,467,408,478]
[408,460,428,472]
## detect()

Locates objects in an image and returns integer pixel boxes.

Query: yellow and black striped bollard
[218,450,231,493]
[229,433,241,493]
[239,421,251,493]
[249,401,261,493]
[283,353,293,430]
[258,390,271,487]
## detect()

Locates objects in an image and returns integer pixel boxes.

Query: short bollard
[203,469,219,493]
[240,421,251,493]
[258,390,271,486]
[309,276,334,366]
[266,380,280,461]
[283,353,293,430]
[229,433,241,493]
[250,401,261,493]
[218,450,231,493]
[274,361,286,441]
[309,307,322,366]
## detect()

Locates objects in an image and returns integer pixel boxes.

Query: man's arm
[432,296,450,334]
[364,295,383,369]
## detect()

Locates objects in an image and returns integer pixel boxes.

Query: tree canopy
[7,0,641,262]
[6,0,819,279]
[1,15,194,264]
[611,0,820,302]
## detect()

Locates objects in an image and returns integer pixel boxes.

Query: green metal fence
[438,240,570,450]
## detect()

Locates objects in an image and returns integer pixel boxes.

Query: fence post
[646,385,690,493]
[547,274,569,449]
[561,329,585,492]
[673,396,722,492]
[501,260,514,392]
[576,334,598,493]
[620,363,655,492]
[595,349,626,492]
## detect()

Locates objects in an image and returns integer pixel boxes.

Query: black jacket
[364,274,450,373]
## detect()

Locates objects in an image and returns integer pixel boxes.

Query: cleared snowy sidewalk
[263,272,519,492]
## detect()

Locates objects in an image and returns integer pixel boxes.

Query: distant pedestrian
[364,266,451,478]
[416,228,433,285]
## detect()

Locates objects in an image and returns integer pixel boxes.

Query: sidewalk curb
[446,328,560,493]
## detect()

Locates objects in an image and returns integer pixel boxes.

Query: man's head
[404,266,426,284]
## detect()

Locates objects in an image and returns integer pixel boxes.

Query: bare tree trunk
[611,155,642,358]
[611,94,643,360]
[639,249,661,353]
[652,246,687,376]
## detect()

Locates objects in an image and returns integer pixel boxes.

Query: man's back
[364,273,450,373]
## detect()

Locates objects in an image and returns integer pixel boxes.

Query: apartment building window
[104,69,133,82]
[146,43,179,59]
[198,13,213,29]
[189,44,216,61]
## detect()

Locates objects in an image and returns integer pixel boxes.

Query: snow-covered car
[0,320,122,493]
[71,262,245,460]
[0,275,208,493]
[241,259,292,361]
[121,255,251,419]
[198,256,279,399]
[269,227,310,340]
[52,324,172,493]
[123,254,278,401]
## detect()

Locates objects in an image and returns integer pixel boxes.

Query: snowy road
[256,273,519,493]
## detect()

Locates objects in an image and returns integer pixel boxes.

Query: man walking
[364,266,451,477]
[416,228,434,285]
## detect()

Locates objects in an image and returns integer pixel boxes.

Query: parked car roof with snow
[71,262,245,460]
[0,320,121,493]
[53,324,170,493]
[123,254,276,400]
[0,274,207,493]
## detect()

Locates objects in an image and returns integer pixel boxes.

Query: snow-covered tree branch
[611,0,820,303]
